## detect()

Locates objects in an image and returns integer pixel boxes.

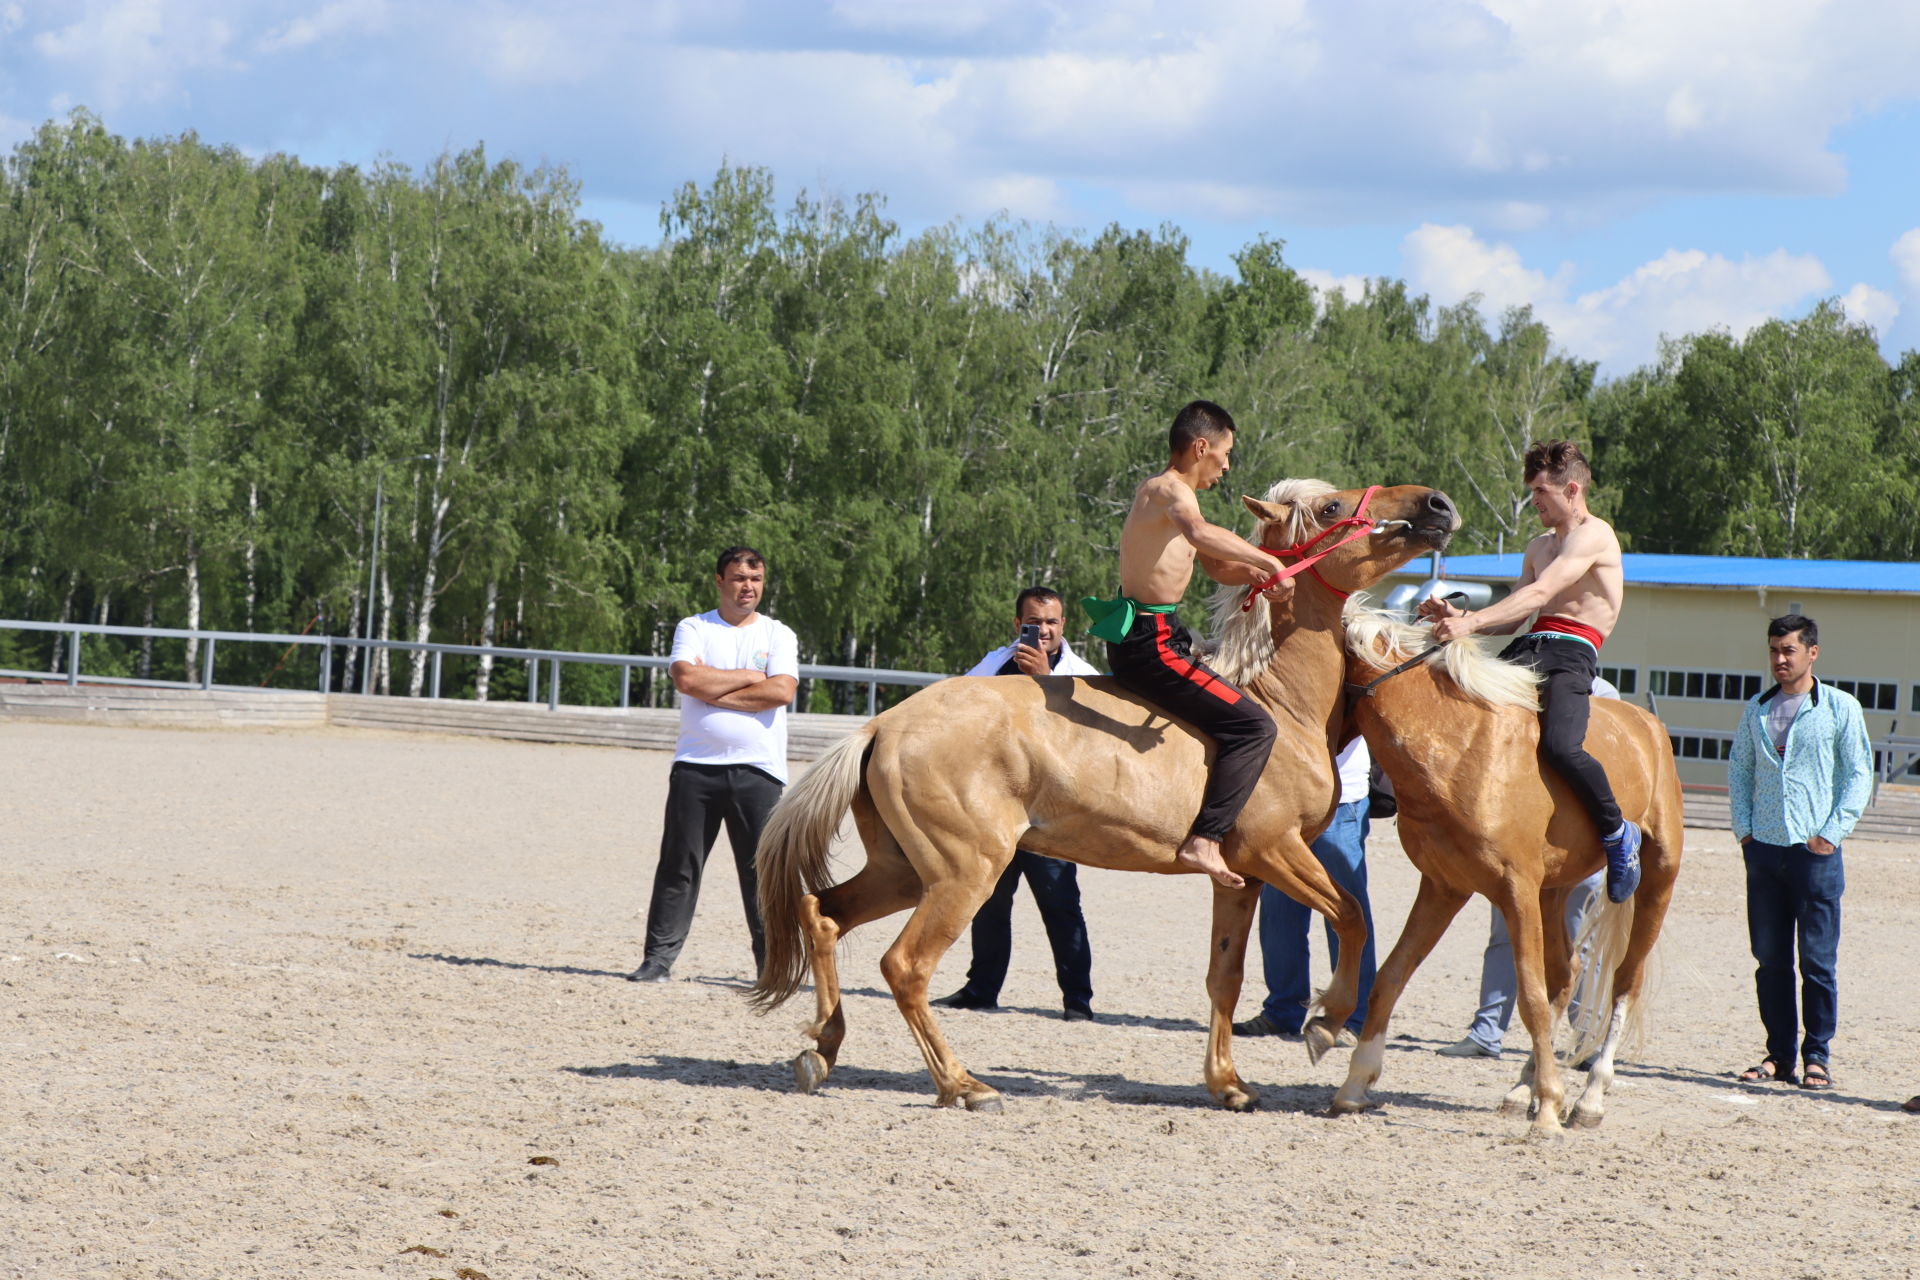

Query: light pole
[362,454,435,694]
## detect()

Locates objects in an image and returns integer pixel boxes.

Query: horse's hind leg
[1242,837,1363,1066]
[1332,873,1469,1116]
[881,878,1004,1111]
[1572,822,1678,1128]
[791,802,921,1094]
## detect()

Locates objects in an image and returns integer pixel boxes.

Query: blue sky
[4,0,1917,376]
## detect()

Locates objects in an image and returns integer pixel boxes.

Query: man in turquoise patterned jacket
[1729,613,1872,1093]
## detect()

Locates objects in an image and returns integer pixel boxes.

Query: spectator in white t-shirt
[629,546,799,983]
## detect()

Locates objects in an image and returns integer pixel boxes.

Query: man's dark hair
[1014,586,1062,617]
[1170,400,1236,454]
[715,546,766,576]
[1522,440,1593,487]
[1768,613,1818,647]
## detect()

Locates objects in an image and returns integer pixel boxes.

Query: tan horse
[749,481,1460,1111]
[1331,609,1684,1136]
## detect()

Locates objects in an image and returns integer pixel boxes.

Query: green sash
[1081,594,1178,644]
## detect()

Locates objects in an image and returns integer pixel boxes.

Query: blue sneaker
[1603,820,1642,903]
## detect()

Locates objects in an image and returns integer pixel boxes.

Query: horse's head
[1243,481,1457,600]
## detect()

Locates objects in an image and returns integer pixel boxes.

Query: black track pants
[1498,633,1622,834]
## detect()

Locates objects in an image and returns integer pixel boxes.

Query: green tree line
[1,112,1914,707]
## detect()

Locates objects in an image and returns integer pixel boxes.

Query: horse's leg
[1331,873,1469,1116]
[1498,890,1567,1139]
[786,798,923,1094]
[1506,886,1574,1115]
[1571,821,1680,1128]
[1203,881,1264,1112]
[880,877,1005,1111]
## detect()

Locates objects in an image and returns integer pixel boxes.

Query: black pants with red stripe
[1107,610,1277,842]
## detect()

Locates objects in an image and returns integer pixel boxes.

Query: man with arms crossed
[629,546,798,984]
[935,586,1101,1020]
[1418,440,1643,902]
[1730,614,1871,1092]
[1084,399,1290,889]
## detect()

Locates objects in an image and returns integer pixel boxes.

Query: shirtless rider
[1083,400,1292,889]
[1418,440,1642,902]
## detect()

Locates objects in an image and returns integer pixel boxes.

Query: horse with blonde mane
[749,480,1460,1112]
[1332,607,1684,1136]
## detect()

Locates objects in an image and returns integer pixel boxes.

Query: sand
[4,719,1919,1280]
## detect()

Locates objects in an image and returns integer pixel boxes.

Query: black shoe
[1231,1013,1300,1038]
[1063,1005,1095,1023]
[931,989,996,1010]
[626,962,671,984]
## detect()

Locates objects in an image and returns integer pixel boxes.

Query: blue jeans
[1744,838,1844,1067]
[1465,869,1604,1054]
[958,851,1094,1012]
[1256,799,1374,1033]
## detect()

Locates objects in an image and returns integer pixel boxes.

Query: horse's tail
[748,725,876,1013]
[1562,891,1648,1067]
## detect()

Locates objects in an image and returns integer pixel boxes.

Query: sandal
[1901,1095,1920,1114]
[1738,1057,1796,1085]
[1800,1062,1833,1091]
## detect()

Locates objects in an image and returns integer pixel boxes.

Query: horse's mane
[1344,607,1541,710]
[1201,477,1338,686]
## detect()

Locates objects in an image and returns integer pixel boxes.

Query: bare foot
[1176,835,1245,889]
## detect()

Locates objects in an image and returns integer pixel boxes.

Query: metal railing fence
[0,617,944,713]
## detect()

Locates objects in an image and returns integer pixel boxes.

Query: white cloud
[256,0,387,55]
[1838,282,1898,336]
[1299,268,1366,308]
[1892,228,1920,295]
[1395,223,1869,372]
[30,0,238,108]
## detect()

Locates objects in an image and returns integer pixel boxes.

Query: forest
[1,112,1914,708]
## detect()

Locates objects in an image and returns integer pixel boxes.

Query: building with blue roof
[1387,551,1920,787]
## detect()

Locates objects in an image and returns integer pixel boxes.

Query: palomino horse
[749,481,1460,1111]
[1332,609,1684,1136]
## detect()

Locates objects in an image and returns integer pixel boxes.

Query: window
[1650,669,1762,702]
[1598,665,1638,695]
[1828,678,1898,712]
[1670,734,1734,761]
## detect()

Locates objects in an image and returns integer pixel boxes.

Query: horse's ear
[1244,496,1289,524]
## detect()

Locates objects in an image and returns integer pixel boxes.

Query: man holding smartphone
[933,586,1102,1020]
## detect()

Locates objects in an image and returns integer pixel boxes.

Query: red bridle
[1240,484,1383,611]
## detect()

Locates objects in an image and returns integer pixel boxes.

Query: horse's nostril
[1427,492,1455,517]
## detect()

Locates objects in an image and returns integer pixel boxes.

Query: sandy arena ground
[4,718,1919,1279]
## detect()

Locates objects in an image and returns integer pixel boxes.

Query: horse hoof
[1498,1096,1530,1118]
[1302,1022,1335,1066]
[1569,1107,1604,1129]
[963,1092,1004,1114]
[1327,1095,1373,1117]
[1221,1087,1260,1113]
[792,1050,829,1095]
[1524,1123,1567,1144]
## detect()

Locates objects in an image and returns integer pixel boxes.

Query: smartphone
[1018,623,1042,650]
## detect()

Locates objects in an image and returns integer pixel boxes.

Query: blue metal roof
[1391,552,1920,595]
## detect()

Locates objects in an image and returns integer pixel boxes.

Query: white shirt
[670,610,800,782]
[1335,737,1371,805]
[963,638,1100,678]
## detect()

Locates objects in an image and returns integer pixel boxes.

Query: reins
[1240,485,1388,611]
[1342,594,1467,700]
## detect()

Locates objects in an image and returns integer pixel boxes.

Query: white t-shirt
[1335,737,1371,805]
[670,611,800,782]
[963,639,1100,678]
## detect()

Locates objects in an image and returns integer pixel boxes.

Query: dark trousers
[1744,838,1844,1067]
[957,851,1094,1011]
[1257,799,1374,1032]
[642,762,778,974]
[1107,610,1276,842]
[1499,634,1621,833]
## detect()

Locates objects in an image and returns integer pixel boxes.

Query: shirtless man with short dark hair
[1418,439,1642,901]
[1084,400,1292,889]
